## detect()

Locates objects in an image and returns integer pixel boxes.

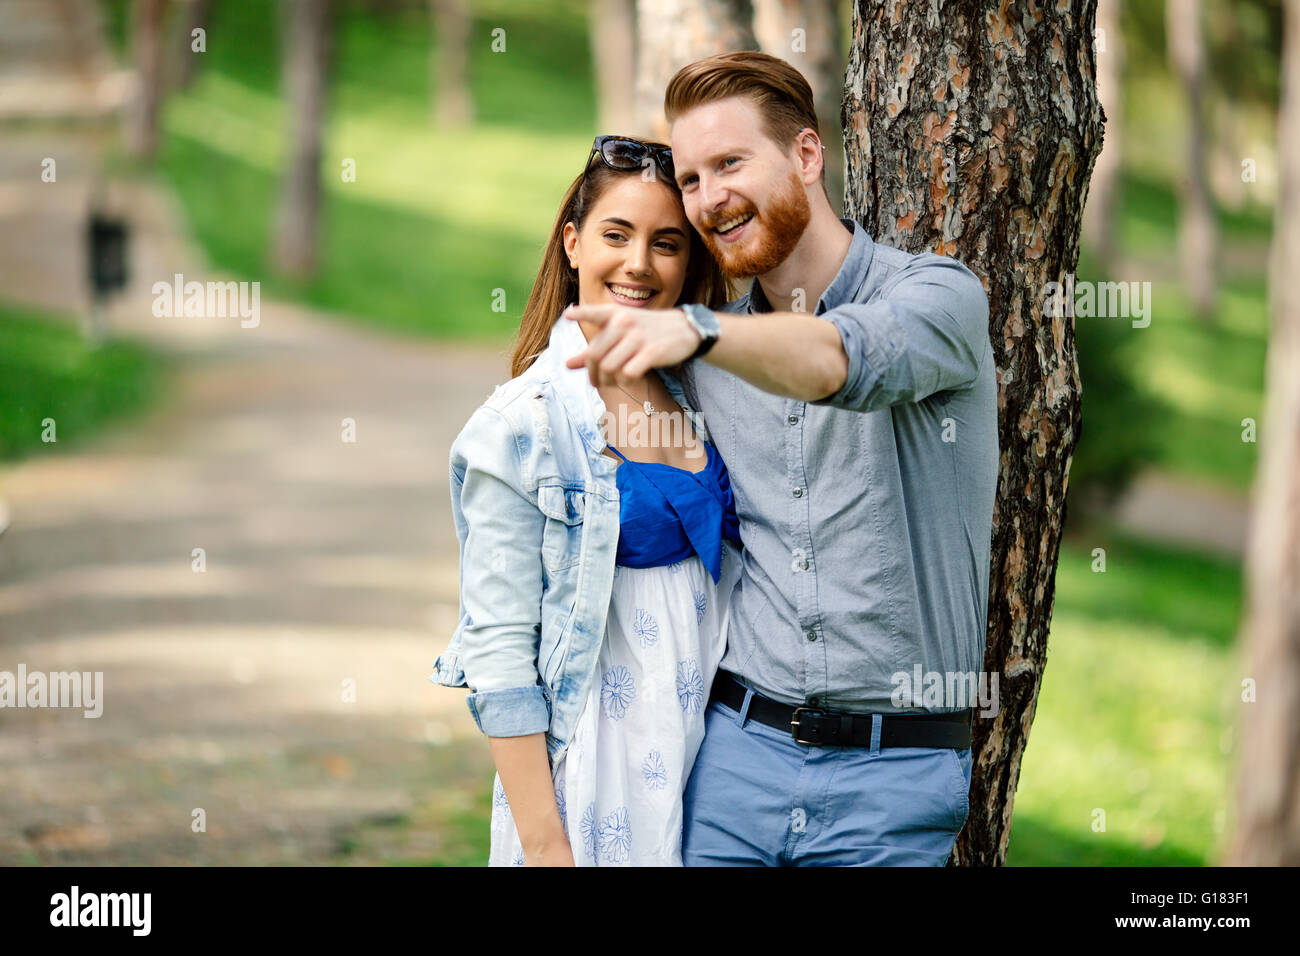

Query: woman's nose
[624,242,652,276]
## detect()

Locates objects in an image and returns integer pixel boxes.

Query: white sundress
[488,442,740,866]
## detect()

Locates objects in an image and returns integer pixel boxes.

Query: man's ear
[794,129,824,187]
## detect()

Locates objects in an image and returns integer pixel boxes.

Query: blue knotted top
[606,439,744,584]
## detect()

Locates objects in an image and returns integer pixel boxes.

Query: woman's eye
[603,232,627,242]
[655,241,679,253]
[722,157,739,169]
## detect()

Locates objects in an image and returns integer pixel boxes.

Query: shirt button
[793,487,804,498]
[806,629,817,642]
[788,415,799,425]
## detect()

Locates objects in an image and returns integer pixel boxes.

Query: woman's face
[562,175,692,312]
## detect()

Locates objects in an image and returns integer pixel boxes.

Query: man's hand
[563,304,701,387]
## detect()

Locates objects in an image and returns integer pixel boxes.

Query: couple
[431,51,998,867]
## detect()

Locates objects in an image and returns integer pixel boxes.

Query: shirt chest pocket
[537,484,586,573]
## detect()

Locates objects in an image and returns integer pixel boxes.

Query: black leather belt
[709,671,972,748]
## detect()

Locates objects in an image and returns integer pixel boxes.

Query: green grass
[0,304,168,461]
[1006,528,1245,866]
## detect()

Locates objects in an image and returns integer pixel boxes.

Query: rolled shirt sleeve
[811,253,990,412]
[451,407,551,737]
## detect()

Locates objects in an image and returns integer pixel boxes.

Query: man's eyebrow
[599,218,687,238]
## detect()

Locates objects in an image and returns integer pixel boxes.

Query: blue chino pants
[682,688,973,866]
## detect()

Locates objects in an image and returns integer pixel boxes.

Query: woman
[431,136,742,866]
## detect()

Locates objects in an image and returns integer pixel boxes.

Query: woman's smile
[606,282,660,306]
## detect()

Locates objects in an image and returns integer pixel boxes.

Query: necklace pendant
[644,400,655,416]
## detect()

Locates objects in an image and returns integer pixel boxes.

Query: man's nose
[698,173,727,214]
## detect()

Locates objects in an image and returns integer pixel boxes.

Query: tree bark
[592,0,638,134]
[843,0,1103,865]
[168,0,210,92]
[753,0,845,215]
[1226,0,1300,867]
[127,0,166,159]
[634,0,759,140]
[431,0,473,127]
[1081,0,1121,275]
[1167,0,1217,324]
[273,0,332,280]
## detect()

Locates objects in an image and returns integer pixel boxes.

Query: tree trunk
[273,0,332,280]
[127,0,166,159]
[753,0,845,215]
[592,0,638,135]
[1081,0,1121,275]
[1226,0,1300,867]
[843,0,1102,865]
[168,0,210,91]
[1167,0,1217,324]
[634,0,758,140]
[431,0,473,127]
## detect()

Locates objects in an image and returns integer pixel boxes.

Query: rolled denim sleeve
[811,253,989,412]
[451,407,550,738]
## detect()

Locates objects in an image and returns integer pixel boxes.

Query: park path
[0,0,501,864]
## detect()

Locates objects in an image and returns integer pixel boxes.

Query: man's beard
[699,171,812,279]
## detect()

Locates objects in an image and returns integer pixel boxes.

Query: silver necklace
[614,379,656,416]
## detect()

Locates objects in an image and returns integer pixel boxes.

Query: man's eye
[723,157,739,169]
[681,175,697,188]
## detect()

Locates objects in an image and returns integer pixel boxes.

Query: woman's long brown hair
[508,145,733,379]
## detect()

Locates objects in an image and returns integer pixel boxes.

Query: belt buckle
[790,705,825,745]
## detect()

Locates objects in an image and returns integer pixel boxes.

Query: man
[563,51,997,866]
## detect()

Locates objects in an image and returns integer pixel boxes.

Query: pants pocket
[946,747,973,831]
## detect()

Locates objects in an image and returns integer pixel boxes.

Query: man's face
[670,96,812,279]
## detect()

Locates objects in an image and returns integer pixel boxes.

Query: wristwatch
[680,304,721,360]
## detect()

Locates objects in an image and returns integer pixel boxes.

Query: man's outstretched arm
[562,305,846,402]
[562,254,988,411]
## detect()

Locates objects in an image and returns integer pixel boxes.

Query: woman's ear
[562,221,579,269]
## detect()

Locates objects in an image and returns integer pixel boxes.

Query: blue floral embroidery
[601,664,636,720]
[668,560,684,573]
[554,784,567,831]
[511,847,525,866]
[580,803,597,860]
[633,607,659,647]
[676,658,704,714]
[693,589,707,624]
[493,775,511,816]
[598,807,632,863]
[642,750,668,791]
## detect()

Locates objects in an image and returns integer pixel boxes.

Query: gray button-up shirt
[679,218,998,713]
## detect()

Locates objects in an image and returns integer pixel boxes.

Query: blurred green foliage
[0,304,167,461]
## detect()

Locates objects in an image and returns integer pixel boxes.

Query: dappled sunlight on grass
[1007,534,1243,865]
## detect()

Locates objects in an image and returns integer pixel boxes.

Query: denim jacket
[430,314,736,766]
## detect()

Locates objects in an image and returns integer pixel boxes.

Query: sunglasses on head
[586,135,676,183]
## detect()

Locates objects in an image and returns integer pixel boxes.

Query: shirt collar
[744,217,874,315]
[535,313,610,456]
